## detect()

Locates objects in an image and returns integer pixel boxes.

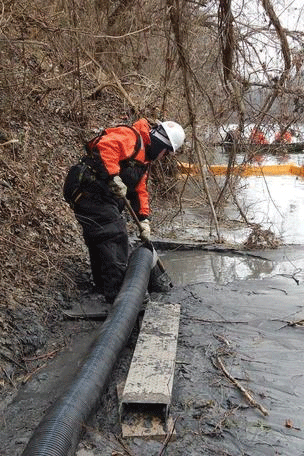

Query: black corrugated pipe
[22,245,153,456]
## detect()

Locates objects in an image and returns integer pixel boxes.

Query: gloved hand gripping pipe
[22,245,153,456]
[122,195,173,288]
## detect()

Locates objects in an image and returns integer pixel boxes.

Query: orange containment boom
[178,162,304,178]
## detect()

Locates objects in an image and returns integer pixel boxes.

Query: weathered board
[120,301,180,437]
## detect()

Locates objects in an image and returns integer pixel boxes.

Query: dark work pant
[74,189,128,303]
[85,227,128,303]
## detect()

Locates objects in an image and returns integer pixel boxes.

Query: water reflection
[239,175,304,244]
[162,249,304,286]
[210,149,304,244]
[162,250,276,286]
[172,150,304,281]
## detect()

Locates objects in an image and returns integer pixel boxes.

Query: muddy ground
[1,242,304,456]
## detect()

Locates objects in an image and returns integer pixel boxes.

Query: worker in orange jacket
[64,118,185,303]
[274,130,292,144]
[250,128,268,145]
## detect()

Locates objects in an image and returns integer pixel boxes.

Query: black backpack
[63,161,91,207]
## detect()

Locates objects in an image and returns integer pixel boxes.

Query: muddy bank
[1,245,304,455]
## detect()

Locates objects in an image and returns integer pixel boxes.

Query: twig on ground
[278,318,304,329]
[158,416,179,456]
[201,406,240,437]
[213,334,231,346]
[0,352,27,371]
[21,363,47,384]
[1,367,16,387]
[184,315,249,325]
[23,348,61,361]
[216,355,269,416]
[115,436,135,456]
[287,319,304,327]
[0,139,19,147]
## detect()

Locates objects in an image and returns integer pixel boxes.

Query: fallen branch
[216,355,269,416]
[287,319,304,327]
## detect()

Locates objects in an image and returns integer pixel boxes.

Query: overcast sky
[233,0,304,31]
[230,0,304,80]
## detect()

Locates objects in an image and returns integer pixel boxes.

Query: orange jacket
[94,118,151,218]
[250,129,268,145]
[275,131,292,144]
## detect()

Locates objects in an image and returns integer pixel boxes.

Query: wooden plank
[121,301,180,408]
[120,301,180,436]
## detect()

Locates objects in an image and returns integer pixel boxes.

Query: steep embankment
[0,91,132,391]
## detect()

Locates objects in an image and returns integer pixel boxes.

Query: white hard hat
[152,121,185,153]
[160,121,185,152]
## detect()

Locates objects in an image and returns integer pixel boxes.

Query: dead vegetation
[0,0,304,388]
[243,224,281,250]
